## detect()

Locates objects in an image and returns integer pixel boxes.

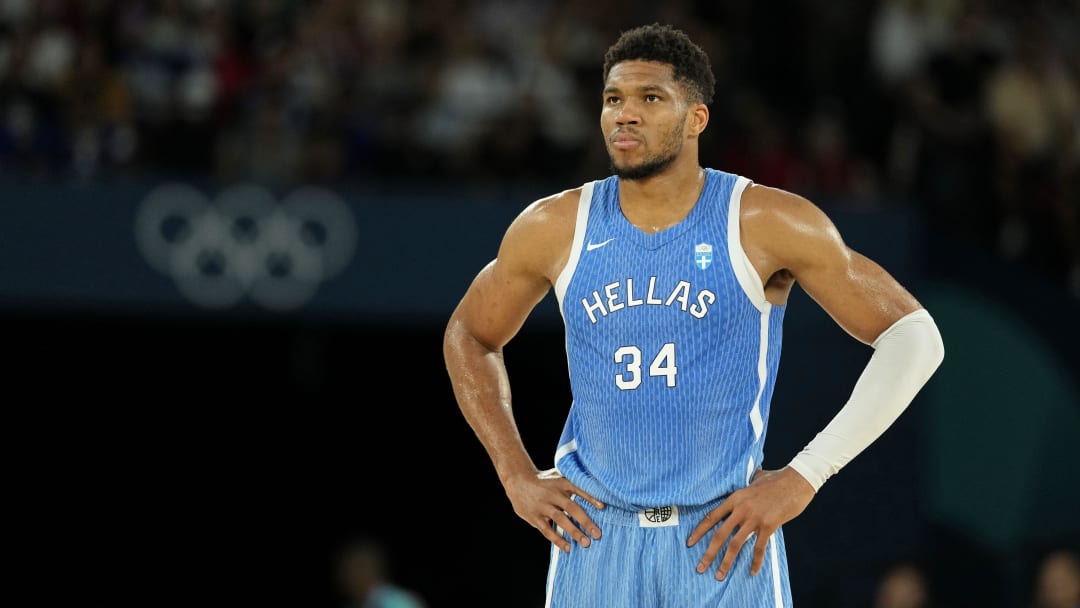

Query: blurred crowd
[870,547,1080,608]
[0,0,1077,296]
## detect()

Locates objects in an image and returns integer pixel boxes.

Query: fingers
[538,517,573,553]
[695,514,737,574]
[749,531,769,576]
[557,481,603,537]
[561,480,605,510]
[563,500,603,541]
[686,501,732,547]
[689,496,772,581]
[548,507,595,549]
[578,491,606,510]
[542,482,604,552]
[715,528,754,581]
[540,471,605,509]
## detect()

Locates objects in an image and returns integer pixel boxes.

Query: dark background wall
[6,181,1077,608]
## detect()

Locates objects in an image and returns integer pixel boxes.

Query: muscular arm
[688,185,944,580]
[443,188,605,551]
[443,194,568,483]
[743,184,922,341]
[741,184,944,490]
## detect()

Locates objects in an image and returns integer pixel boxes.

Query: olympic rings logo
[135,182,357,311]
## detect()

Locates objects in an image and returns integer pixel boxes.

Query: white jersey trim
[544,538,561,608]
[554,181,595,314]
[554,437,578,468]
[769,534,784,607]
[727,176,769,312]
[749,304,771,441]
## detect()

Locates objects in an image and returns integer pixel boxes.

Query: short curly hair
[602,23,716,105]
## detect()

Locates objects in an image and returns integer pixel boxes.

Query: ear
[686,102,709,138]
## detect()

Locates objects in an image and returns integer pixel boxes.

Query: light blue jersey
[553,169,786,510]
[546,169,792,607]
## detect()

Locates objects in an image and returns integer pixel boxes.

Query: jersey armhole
[553,181,595,315]
[727,176,770,312]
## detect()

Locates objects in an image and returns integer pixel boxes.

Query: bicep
[749,187,922,344]
[793,240,922,345]
[451,256,552,351]
[446,188,576,352]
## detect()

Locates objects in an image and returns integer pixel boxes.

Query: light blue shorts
[544,498,792,608]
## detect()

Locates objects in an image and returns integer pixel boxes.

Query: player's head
[600,24,714,180]
[603,23,715,106]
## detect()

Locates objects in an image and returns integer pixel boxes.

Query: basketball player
[443,23,945,607]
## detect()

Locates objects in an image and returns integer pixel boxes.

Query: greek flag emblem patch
[694,243,713,270]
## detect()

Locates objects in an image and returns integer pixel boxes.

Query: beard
[609,149,678,180]
[607,120,685,181]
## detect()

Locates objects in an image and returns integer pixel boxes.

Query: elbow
[443,313,467,363]
[444,311,500,365]
[875,307,946,381]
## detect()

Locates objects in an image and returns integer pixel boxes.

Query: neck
[619,156,702,197]
[618,161,706,233]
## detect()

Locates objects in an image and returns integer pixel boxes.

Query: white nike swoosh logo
[586,238,616,251]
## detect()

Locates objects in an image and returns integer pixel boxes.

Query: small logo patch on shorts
[638,505,679,527]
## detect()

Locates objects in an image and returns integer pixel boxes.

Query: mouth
[611,133,641,150]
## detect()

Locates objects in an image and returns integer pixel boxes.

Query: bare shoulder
[510,186,581,236]
[501,185,583,282]
[741,184,839,241]
[448,185,585,349]
[739,183,845,278]
[740,183,921,342]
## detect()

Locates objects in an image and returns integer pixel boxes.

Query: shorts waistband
[573,495,727,528]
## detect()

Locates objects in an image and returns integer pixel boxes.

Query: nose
[614,101,640,125]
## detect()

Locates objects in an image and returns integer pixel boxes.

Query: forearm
[444,321,538,484]
[788,308,945,491]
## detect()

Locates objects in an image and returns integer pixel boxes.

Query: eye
[645,94,661,102]
[605,95,621,105]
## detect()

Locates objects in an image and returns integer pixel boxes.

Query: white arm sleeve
[787,308,945,491]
